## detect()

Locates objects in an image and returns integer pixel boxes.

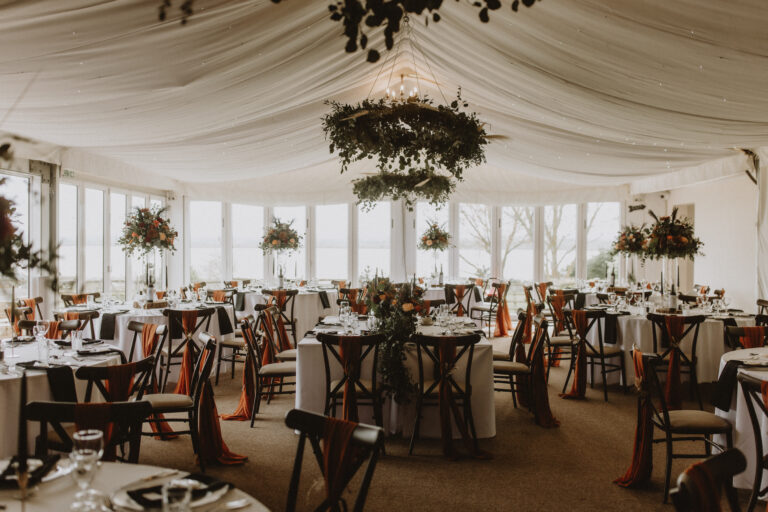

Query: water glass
[162,479,194,512]
[199,289,208,303]
[71,330,84,352]
[69,430,104,510]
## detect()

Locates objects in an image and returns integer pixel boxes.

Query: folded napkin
[99,310,129,340]
[712,360,741,411]
[53,338,102,348]
[0,455,60,489]
[126,473,231,509]
[318,290,331,309]
[234,292,245,311]
[604,311,630,344]
[216,306,234,335]
[46,365,78,402]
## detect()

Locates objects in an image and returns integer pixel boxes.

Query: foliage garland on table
[118,206,178,257]
[0,183,56,283]
[324,94,488,210]
[365,278,424,403]
[611,225,646,256]
[643,208,703,260]
[418,220,450,251]
[259,218,302,253]
[159,1,540,63]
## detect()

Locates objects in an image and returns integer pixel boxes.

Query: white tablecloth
[0,342,122,458]
[240,290,338,340]
[586,312,754,385]
[295,325,496,439]
[715,347,768,492]
[0,461,268,511]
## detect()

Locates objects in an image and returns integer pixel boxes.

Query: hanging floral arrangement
[260,218,302,253]
[611,225,646,256]
[643,208,703,260]
[118,206,178,257]
[324,93,488,210]
[418,220,450,251]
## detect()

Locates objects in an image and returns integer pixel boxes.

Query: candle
[18,370,27,471]
[10,286,15,341]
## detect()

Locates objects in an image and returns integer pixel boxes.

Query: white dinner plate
[111,481,229,510]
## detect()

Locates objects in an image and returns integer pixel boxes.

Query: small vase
[662,256,679,309]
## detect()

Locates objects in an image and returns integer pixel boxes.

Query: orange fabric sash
[493,284,512,337]
[537,282,548,302]
[74,403,117,461]
[422,300,432,316]
[339,337,362,422]
[72,294,87,305]
[437,339,492,460]
[221,327,256,422]
[665,316,685,410]
[680,462,721,512]
[271,290,287,308]
[546,292,567,368]
[740,326,765,349]
[104,363,136,402]
[172,311,199,395]
[346,289,367,315]
[198,379,247,466]
[155,291,166,300]
[141,324,176,438]
[523,285,533,306]
[522,302,533,345]
[23,299,36,320]
[192,283,203,291]
[454,285,467,317]
[560,310,588,400]
[46,321,61,340]
[211,290,226,302]
[614,350,654,487]
[699,286,709,295]
[261,313,277,367]
[323,417,361,507]
[530,327,559,428]
[515,335,530,408]
[275,315,293,352]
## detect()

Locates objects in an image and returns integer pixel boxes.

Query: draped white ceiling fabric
[0,0,767,204]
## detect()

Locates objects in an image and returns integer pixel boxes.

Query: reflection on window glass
[416,202,448,278]
[272,206,306,279]
[189,201,222,284]
[233,204,264,280]
[544,204,577,286]
[0,175,29,301]
[128,195,147,295]
[316,204,348,280]
[586,202,620,280]
[131,195,146,210]
[58,184,78,294]
[358,202,390,280]
[110,193,126,300]
[84,189,104,293]
[501,206,535,308]
[458,203,491,279]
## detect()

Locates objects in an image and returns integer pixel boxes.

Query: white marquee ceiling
[0,0,766,203]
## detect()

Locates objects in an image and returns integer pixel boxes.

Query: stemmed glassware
[69,429,105,511]
[33,321,49,366]
[198,289,208,304]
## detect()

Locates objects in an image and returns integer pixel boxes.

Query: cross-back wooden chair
[647,313,707,410]
[316,332,384,427]
[738,373,768,512]
[61,292,100,307]
[74,357,155,402]
[725,325,767,350]
[545,294,578,380]
[124,321,168,364]
[159,307,215,392]
[758,299,768,316]
[493,314,548,409]
[670,448,745,512]
[17,297,44,320]
[5,306,33,334]
[55,310,99,339]
[284,408,383,512]
[26,400,152,463]
[470,281,509,337]
[443,284,474,317]
[263,288,299,344]
[409,332,481,455]
[25,319,81,340]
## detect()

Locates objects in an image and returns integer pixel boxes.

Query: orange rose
[272,239,278,245]
[402,302,414,312]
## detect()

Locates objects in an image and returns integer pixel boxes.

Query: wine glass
[199,289,208,304]
[33,321,50,365]
[69,429,104,510]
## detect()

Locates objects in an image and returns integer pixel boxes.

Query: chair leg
[546,343,552,382]
[562,351,575,394]
[189,411,204,473]
[465,397,479,453]
[590,358,595,389]
[663,435,673,503]
[250,380,262,428]
[510,375,517,409]
[620,354,627,394]
[230,348,236,380]
[215,344,222,385]
[409,396,423,455]
[599,356,609,402]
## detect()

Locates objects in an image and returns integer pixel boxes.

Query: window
[189,200,223,284]
[83,188,104,293]
[586,202,620,280]
[544,204,577,286]
[0,174,29,301]
[501,206,535,308]
[458,203,491,279]
[315,204,348,280]
[58,183,78,295]
[109,193,127,300]
[416,202,449,277]
[272,206,306,279]
[232,204,264,280]
[358,202,390,279]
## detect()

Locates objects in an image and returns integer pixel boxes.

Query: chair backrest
[411,333,481,396]
[738,373,768,506]
[443,284,474,313]
[17,297,44,319]
[670,448,745,511]
[61,292,100,307]
[758,299,768,316]
[74,357,155,402]
[646,313,706,355]
[31,319,80,339]
[316,332,384,398]
[26,400,152,463]
[239,316,264,377]
[506,309,528,360]
[284,408,383,512]
[6,306,33,328]
[189,333,218,405]
[725,325,767,350]
[125,321,168,363]
[677,293,699,305]
[163,307,216,340]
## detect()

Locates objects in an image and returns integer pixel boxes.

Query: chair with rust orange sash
[316,332,385,428]
[74,358,154,403]
[648,313,707,410]
[444,283,474,317]
[736,373,768,512]
[222,316,259,425]
[670,449,745,512]
[249,308,297,410]
[545,292,577,377]
[17,297,43,320]
[725,325,767,350]
[56,309,99,339]
[409,332,489,459]
[470,281,511,337]
[257,303,298,363]
[125,321,168,363]
[643,355,733,502]
[26,401,152,463]
[5,305,33,335]
[159,307,215,393]
[30,319,80,341]
[285,408,383,512]
[61,292,100,307]
[264,288,299,345]
[209,288,244,385]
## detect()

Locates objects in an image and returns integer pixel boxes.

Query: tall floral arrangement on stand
[418,220,450,278]
[611,225,646,283]
[643,208,703,296]
[118,206,178,292]
[260,218,303,284]
[365,278,423,403]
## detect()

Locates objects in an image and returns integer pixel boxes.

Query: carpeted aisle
[137,353,744,511]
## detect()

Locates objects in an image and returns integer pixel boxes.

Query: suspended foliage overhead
[323,93,488,209]
[158,0,541,62]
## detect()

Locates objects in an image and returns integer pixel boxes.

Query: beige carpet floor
[137,343,751,511]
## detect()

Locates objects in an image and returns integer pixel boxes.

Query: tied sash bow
[560,310,588,400]
[493,284,512,337]
[173,310,199,396]
[339,337,362,422]
[453,286,467,317]
[664,316,685,410]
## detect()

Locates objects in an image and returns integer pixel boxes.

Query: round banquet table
[0,342,122,458]
[0,461,268,511]
[585,311,754,385]
[714,347,768,492]
[295,322,495,439]
[240,289,338,340]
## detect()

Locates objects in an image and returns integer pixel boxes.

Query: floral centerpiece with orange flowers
[259,218,302,253]
[643,208,703,260]
[118,206,178,256]
[418,220,450,251]
[611,225,646,256]
[365,277,423,403]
